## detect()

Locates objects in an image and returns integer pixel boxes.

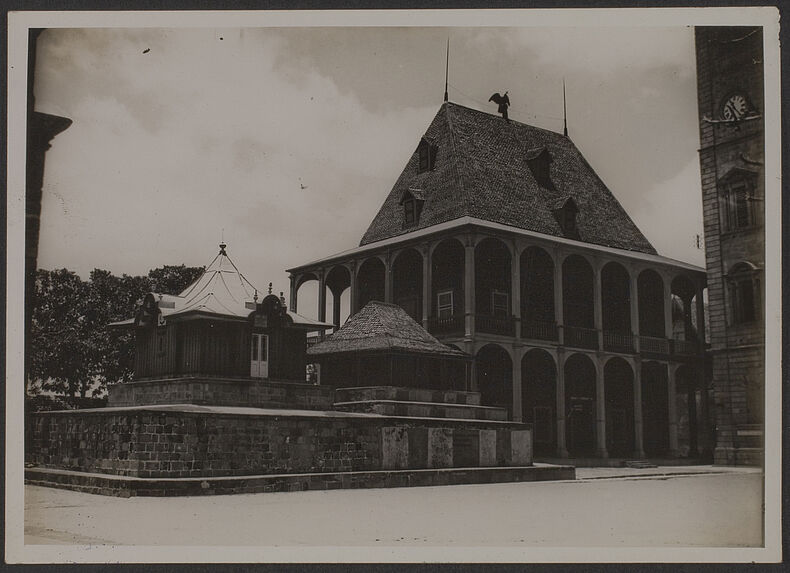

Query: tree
[28,269,90,396]
[28,264,204,397]
[147,265,204,295]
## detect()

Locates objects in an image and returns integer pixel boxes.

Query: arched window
[719,168,758,231]
[727,262,760,325]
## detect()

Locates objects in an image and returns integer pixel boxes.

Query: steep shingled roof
[307,301,467,358]
[359,102,656,255]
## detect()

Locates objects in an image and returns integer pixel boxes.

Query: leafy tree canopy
[28,264,204,397]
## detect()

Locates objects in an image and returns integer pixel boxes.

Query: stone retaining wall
[26,406,531,479]
[107,377,335,410]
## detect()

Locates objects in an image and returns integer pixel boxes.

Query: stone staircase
[333,386,508,421]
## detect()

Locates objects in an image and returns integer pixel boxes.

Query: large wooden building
[695,27,765,465]
[288,102,710,459]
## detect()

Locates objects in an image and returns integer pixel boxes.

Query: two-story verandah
[287,216,708,460]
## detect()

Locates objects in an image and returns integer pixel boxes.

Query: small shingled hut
[307,301,470,390]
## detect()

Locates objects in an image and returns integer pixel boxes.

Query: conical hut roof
[307,301,466,358]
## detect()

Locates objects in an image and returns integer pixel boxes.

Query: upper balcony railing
[671,339,699,356]
[564,326,599,350]
[476,314,516,337]
[602,330,634,353]
[639,335,670,355]
[427,314,465,337]
[521,320,558,341]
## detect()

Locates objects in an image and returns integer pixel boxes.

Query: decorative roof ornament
[268,282,273,295]
[488,91,510,122]
[219,242,227,255]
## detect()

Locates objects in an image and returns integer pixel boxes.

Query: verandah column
[593,261,603,350]
[667,363,679,456]
[633,358,646,458]
[288,274,297,312]
[629,269,641,353]
[555,349,568,457]
[421,243,431,330]
[511,241,521,339]
[553,250,564,345]
[331,287,342,333]
[511,348,523,422]
[317,269,327,340]
[595,358,608,458]
[464,236,476,338]
[663,273,673,341]
[349,261,358,314]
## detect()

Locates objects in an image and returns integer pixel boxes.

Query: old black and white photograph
[5,8,782,564]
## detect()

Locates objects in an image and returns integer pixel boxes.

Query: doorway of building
[251,333,269,378]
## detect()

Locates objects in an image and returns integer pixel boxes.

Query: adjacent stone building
[288,102,710,460]
[695,27,765,465]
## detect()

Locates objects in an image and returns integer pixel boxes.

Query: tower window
[719,168,758,232]
[727,263,760,325]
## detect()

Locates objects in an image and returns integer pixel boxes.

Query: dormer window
[526,146,555,189]
[417,138,438,173]
[551,196,579,237]
[399,189,425,228]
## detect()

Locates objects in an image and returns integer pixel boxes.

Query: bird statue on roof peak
[489,91,511,123]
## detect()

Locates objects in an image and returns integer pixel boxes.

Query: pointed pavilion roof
[307,301,467,358]
[359,102,657,255]
[111,244,331,329]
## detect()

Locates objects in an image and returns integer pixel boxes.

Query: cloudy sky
[34,24,705,320]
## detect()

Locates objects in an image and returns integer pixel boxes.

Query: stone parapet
[107,377,335,410]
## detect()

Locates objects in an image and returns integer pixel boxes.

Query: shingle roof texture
[359,102,656,255]
[307,301,467,358]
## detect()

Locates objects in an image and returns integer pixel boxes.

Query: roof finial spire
[563,78,568,137]
[444,37,449,103]
[268,282,272,295]
[219,241,227,255]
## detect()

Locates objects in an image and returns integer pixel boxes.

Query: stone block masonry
[107,377,335,410]
[26,404,533,479]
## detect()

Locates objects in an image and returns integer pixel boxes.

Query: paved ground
[23,466,763,548]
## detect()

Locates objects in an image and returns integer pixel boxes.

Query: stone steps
[333,399,508,421]
[334,386,481,406]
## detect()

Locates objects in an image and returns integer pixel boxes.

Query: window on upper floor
[719,168,759,232]
[437,290,454,319]
[727,262,761,325]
